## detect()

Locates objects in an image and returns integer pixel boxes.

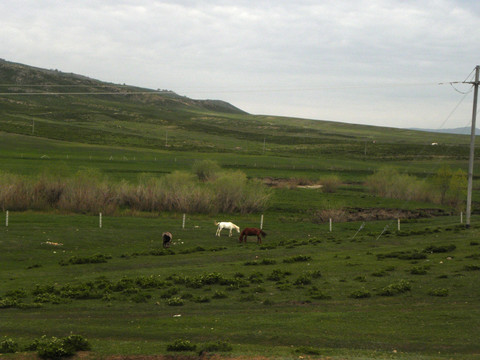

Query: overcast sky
[2,0,480,129]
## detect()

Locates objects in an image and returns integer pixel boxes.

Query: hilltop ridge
[0,59,475,156]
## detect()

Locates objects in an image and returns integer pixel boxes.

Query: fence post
[461,212,463,224]
[398,218,401,231]
[260,214,264,229]
[99,213,102,228]
[182,213,186,229]
[6,210,8,227]
[329,218,332,232]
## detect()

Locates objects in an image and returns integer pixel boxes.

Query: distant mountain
[410,127,479,135]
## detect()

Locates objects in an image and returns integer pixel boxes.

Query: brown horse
[239,228,266,244]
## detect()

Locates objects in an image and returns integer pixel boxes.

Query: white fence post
[260,214,264,229]
[99,213,102,228]
[182,213,186,229]
[329,218,332,232]
[6,210,8,227]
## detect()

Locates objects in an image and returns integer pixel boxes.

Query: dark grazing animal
[239,227,266,244]
[162,232,172,248]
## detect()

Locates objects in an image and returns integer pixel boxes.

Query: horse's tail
[260,230,267,237]
[214,221,219,226]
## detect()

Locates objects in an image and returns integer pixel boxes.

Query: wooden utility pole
[466,65,480,227]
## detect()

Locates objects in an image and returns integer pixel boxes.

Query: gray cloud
[1,0,480,128]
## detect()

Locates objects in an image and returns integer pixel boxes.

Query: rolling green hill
[0,59,475,159]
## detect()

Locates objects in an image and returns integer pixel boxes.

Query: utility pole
[466,65,480,227]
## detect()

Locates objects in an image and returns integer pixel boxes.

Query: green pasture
[1,211,480,359]
[1,60,480,359]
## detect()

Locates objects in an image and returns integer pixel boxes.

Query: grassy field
[1,59,480,359]
[1,212,480,359]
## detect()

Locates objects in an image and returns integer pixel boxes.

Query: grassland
[1,59,480,359]
[1,212,480,359]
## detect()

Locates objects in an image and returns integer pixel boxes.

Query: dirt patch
[262,177,321,189]
[70,353,276,360]
[313,208,449,223]
[297,185,323,189]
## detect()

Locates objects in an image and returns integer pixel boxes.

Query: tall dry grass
[365,167,466,210]
[0,167,271,215]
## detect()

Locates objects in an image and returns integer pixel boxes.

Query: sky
[2,0,480,129]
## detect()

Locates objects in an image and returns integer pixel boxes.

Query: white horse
[215,221,240,237]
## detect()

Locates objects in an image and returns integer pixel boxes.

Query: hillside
[0,59,476,159]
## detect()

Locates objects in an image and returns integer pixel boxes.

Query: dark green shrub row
[424,244,456,253]
[1,334,90,359]
[244,258,277,266]
[166,338,232,353]
[283,255,312,263]
[376,250,427,260]
[59,253,111,266]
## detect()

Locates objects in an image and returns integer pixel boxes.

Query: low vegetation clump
[428,288,449,297]
[376,250,427,260]
[320,174,342,193]
[283,255,312,263]
[294,345,322,355]
[59,253,112,266]
[1,337,19,353]
[25,334,91,359]
[349,289,371,299]
[166,339,196,352]
[378,280,411,296]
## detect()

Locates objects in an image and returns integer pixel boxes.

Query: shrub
[295,346,322,355]
[283,255,312,263]
[428,288,449,297]
[267,269,291,281]
[59,254,111,266]
[161,288,180,299]
[424,244,456,253]
[166,339,196,352]
[1,337,18,353]
[4,289,28,299]
[36,336,75,360]
[307,286,331,300]
[192,159,221,181]
[0,298,19,308]
[366,167,435,203]
[378,280,411,296]
[199,340,232,353]
[62,334,91,352]
[192,296,210,303]
[320,175,341,193]
[349,289,371,299]
[166,297,184,306]
[263,298,275,306]
[212,291,228,299]
[293,274,312,286]
[410,265,429,275]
